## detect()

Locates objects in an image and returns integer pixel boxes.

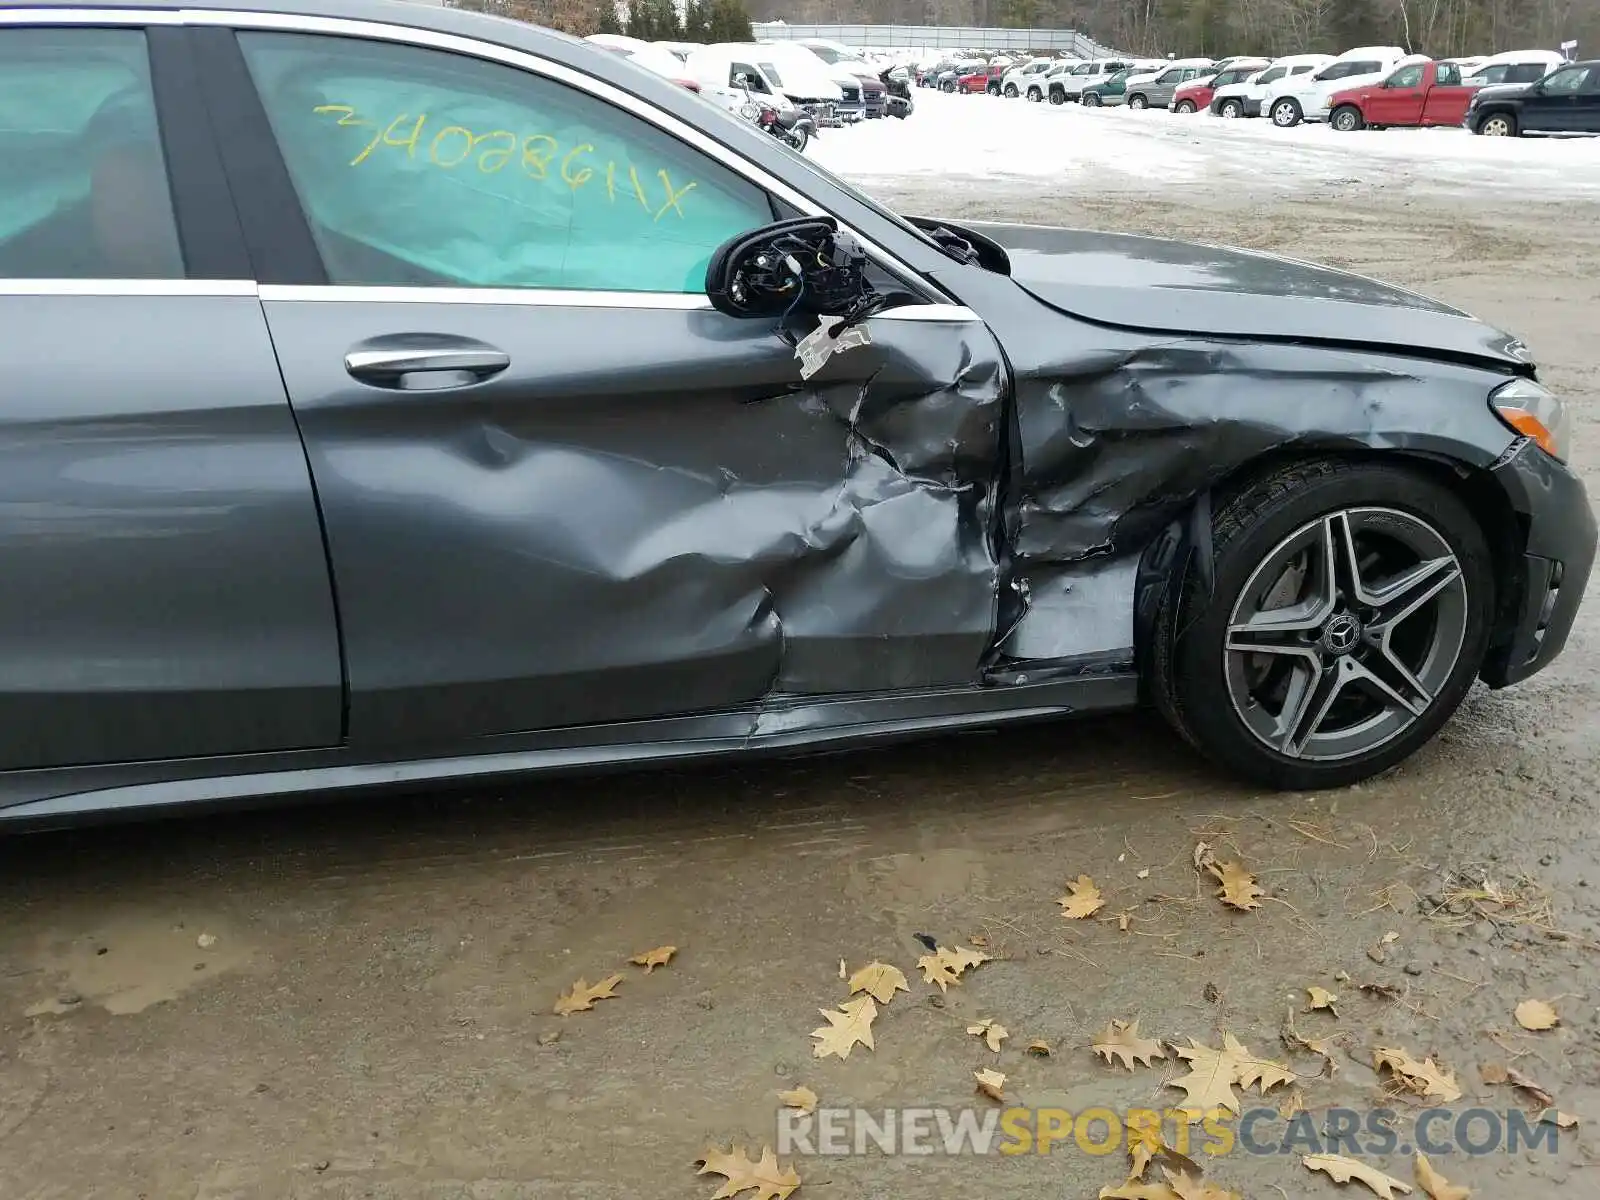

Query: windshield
[758,63,783,86]
[807,46,841,63]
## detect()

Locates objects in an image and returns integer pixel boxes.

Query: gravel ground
[2,179,1599,1200]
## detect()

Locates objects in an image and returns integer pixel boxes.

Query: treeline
[737,0,1595,60]
[445,0,756,42]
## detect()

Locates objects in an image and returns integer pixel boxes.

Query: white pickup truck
[1209,53,1333,118]
[1260,46,1422,127]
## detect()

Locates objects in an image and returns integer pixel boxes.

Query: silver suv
[1125,60,1215,109]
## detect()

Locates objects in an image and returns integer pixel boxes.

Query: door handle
[344,334,511,390]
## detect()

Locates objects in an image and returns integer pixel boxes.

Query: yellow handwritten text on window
[312,104,699,222]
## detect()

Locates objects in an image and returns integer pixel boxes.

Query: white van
[684,43,844,120]
[1261,46,1418,126]
[1462,48,1566,86]
[1210,53,1334,117]
[749,41,850,121]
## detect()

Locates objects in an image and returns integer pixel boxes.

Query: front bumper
[1480,438,1598,687]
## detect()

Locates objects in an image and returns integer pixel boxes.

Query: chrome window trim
[259,284,711,309]
[0,279,256,297]
[873,304,980,323]
[0,6,932,299]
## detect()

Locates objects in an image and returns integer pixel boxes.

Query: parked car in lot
[1466,59,1600,135]
[1172,58,1269,112]
[1045,58,1137,104]
[1328,59,1476,131]
[0,0,1592,824]
[1081,65,1158,107]
[955,66,992,93]
[1463,48,1567,87]
[1211,53,1333,117]
[1124,57,1215,109]
[999,56,1054,97]
[1262,46,1420,126]
[938,58,986,91]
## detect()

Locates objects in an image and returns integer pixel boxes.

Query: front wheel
[783,126,809,152]
[1330,104,1364,132]
[987,82,1001,95]
[1048,87,1064,105]
[1004,83,1018,97]
[1477,111,1518,136]
[1218,98,1243,118]
[1174,99,1196,114]
[1127,93,1148,110]
[1151,459,1493,791]
[1270,97,1302,127]
[1026,87,1041,102]
[1083,92,1102,107]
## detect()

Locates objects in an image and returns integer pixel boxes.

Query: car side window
[1289,64,1313,75]
[1389,65,1424,88]
[237,31,774,293]
[0,27,184,280]
[1542,66,1590,93]
[1258,67,1285,84]
[1436,63,1462,85]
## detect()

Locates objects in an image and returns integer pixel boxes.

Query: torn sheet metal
[261,299,1007,745]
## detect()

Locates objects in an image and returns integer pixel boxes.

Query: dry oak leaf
[777,1086,818,1114]
[811,995,877,1060]
[629,945,677,972]
[1415,1152,1471,1200]
[1093,1018,1167,1071]
[916,944,990,992]
[1100,1180,1178,1200]
[1307,986,1340,1016]
[974,1067,1006,1102]
[967,1018,1009,1053]
[1303,1153,1413,1198]
[1060,874,1106,919]
[1514,998,1559,1031]
[1027,1040,1053,1057]
[1208,860,1264,911]
[553,974,623,1016]
[1168,1039,1243,1119]
[1498,1065,1556,1107]
[1193,841,1216,871]
[695,1144,801,1200]
[1222,1032,1295,1093]
[1539,1109,1579,1129]
[848,961,910,1005]
[1100,1169,1238,1200]
[1373,1047,1461,1104]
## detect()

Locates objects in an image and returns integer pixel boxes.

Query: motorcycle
[740,97,817,152]
[880,66,914,119]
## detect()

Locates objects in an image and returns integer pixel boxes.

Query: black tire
[1174,99,1196,113]
[1083,92,1102,107]
[1128,93,1148,110]
[1150,458,1494,791]
[1218,97,1243,118]
[987,82,1001,95]
[1270,96,1302,127]
[785,127,809,153]
[1026,86,1041,101]
[1330,104,1364,132]
[1048,87,1064,105]
[1475,110,1518,137]
[1004,83,1018,97]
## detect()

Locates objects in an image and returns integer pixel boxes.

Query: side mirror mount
[705,217,871,320]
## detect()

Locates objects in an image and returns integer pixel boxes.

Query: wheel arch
[1130,447,1523,699]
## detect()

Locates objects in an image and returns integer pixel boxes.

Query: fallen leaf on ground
[1060,874,1106,919]
[1222,1033,1295,1093]
[1137,867,1151,879]
[629,945,677,972]
[1374,1047,1461,1103]
[1279,1088,1306,1118]
[837,958,846,980]
[967,1018,1009,1053]
[553,974,623,1016]
[1415,1152,1470,1200]
[974,1067,1006,1102]
[1193,841,1215,871]
[848,961,910,1004]
[1093,1018,1166,1070]
[1126,1125,1203,1183]
[1163,1168,1242,1200]
[1303,1153,1413,1198]
[1514,998,1559,1031]
[1539,1109,1579,1129]
[695,1144,802,1200]
[1306,986,1339,1016]
[916,944,989,992]
[1100,1179,1176,1199]
[1118,912,1133,932]
[811,995,877,1060]
[1168,1039,1243,1119]
[1208,861,1264,911]
[969,934,989,947]
[777,1085,818,1114]
[1361,982,1404,1000]
[1282,1008,1340,1076]
[1027,1040,1053,1057]
[1483,1063,1557,1107]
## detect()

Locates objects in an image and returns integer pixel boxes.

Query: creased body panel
[261,298,1006,746]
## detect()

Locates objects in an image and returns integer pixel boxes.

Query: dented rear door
[200,24,1009,748]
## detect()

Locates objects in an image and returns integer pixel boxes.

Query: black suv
[1467,59,1600,135]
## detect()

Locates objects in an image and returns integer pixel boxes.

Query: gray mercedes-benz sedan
[0,0,1593,826]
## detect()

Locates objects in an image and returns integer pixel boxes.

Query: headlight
[1492,378,1570,462]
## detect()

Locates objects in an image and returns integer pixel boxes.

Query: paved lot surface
[3,180,1599,1200]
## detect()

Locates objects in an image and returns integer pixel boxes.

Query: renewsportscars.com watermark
[777,1106,1568,1158]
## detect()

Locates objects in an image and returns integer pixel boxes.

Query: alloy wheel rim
[1483,117,1509,135]
[1273,102,1295,124]
[1334,110,1356,130]
[1222,507,1468,762]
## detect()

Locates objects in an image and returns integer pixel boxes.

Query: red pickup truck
[1327,59,1478,130]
